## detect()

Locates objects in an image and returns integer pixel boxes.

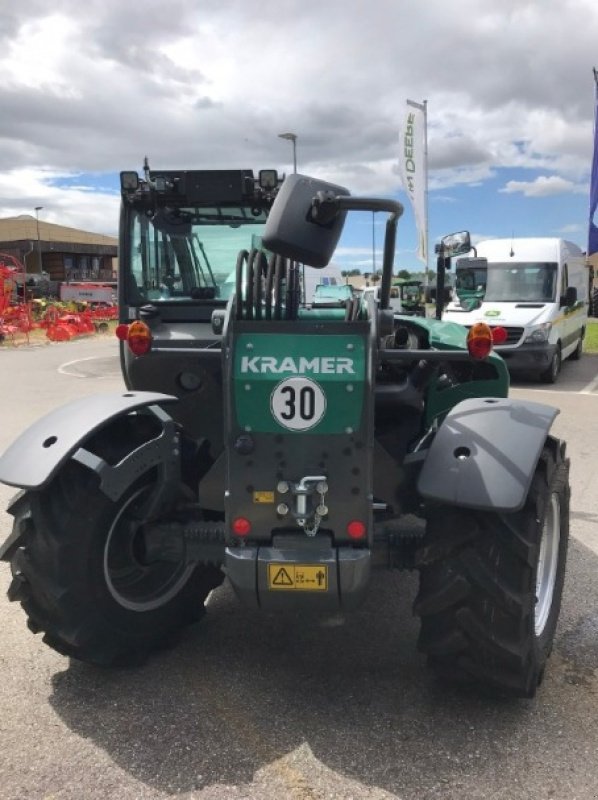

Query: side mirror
[455,256,488,271]
[262,174,350,268]
[562,286,577,307]
[437,231,472,261]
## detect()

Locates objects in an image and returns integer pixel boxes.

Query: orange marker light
[232,517,251,536]
[127,320,152,356]
[347,520,366,540]
[467,322,493,360]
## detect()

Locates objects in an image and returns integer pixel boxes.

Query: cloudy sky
[1,0,597,272]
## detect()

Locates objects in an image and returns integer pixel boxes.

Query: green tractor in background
[392,277,426,316]
[0,168,570,697]
[452,255,488,311]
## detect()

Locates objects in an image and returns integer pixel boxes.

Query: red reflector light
[491,326,507,345]
[232,517,251,536]
[115,323,129,341]
[467,322,493,360]
[127,320,152,356]
[347,520,366,540]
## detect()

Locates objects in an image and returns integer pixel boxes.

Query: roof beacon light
[467,322,494,360]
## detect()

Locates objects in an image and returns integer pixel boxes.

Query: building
[0,215,117,282]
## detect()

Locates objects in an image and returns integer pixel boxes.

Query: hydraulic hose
[235,249,249,320]
[250,249,268,320]
[265,253,276,320]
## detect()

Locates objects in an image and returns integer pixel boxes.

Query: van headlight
[524,323,552,343]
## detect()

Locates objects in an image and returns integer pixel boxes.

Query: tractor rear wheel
[415,442,569,697]
[0,419,223,666]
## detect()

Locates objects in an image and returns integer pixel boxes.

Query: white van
[360,284,404,313]
[302,264,343,303]
[443,237,588,383]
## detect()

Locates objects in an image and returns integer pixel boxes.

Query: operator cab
[119,166,282,317]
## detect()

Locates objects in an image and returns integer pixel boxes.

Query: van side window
[561,264,568,299]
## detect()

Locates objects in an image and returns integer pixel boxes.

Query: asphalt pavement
[0,337,597,800]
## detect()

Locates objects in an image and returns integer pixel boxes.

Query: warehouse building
[0,215,117,282]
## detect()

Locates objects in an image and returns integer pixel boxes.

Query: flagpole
[423,99,429,288]
[588,68,598,255]
[589,68,598,312]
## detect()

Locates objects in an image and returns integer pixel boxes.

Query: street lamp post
[34,206,43,273]
[278,132,297,173]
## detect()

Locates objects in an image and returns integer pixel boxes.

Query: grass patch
[585,321,598,354]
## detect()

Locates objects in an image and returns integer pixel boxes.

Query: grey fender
[416,397,559,512]
[0,391,177,491]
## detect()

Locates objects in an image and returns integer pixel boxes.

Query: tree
[397,269,411,280]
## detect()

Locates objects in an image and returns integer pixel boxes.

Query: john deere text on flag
[398,100,427,266]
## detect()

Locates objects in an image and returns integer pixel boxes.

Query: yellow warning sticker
[267,563,328,591]
[253,491,275,504]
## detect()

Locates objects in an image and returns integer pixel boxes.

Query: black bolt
[234,433,255,455]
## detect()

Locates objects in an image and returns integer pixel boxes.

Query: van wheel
[541,345,561,384]
[569,333,583,361]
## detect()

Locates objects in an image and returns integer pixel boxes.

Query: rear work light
[117,320,153,356]
[467,322,493,360]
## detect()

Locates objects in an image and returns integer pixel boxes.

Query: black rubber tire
[414,441,570,698]
[569,332,584,361]
[540,345,561,384]
[0,420,223,666]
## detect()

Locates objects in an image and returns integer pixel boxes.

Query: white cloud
[0,0,597,236]
[500,175,587,197]
[0,169,119,235]
[557,223,585,234]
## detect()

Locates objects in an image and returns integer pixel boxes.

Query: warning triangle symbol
[272,567,293,586]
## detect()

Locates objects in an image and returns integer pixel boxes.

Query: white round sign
[270,377,326,431]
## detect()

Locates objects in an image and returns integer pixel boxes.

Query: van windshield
[483,262,558,303]
[125,207,268,305]
[455,267,487,293]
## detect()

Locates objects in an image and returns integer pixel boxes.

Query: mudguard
[416,397,558,512]
[0,392,177,490]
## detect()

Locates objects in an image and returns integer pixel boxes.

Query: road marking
[510,384,598,397]
[58,355,120,379]
[580,374,598,394]
[58,355,105,378]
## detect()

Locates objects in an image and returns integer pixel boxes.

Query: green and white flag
[398,100,427,266]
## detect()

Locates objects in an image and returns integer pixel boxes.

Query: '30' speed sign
[270,377,326,431]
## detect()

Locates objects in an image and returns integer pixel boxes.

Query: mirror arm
[334,197,404,310]
[436,253,448,320]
